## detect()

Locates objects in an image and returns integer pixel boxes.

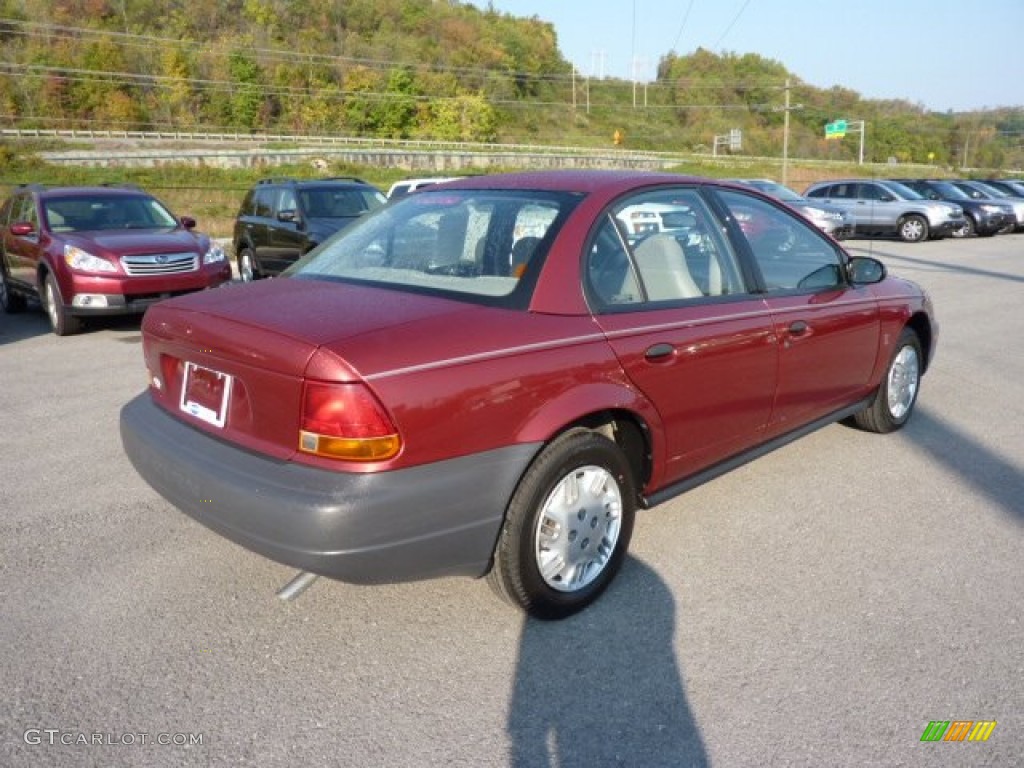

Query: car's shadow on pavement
[904,406,1024,525]
[0,302,50,345]
[507,557,709,768]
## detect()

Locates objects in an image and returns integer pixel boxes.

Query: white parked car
[387,177,462,200]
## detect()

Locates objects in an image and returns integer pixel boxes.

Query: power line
[671,0,696,52]
[713,0,752,50]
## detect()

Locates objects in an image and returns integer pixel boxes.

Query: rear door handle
[644,343,675,361]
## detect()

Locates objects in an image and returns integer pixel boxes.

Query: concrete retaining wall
[38,146,671,172]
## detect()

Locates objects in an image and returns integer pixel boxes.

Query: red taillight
[299,381,400,461]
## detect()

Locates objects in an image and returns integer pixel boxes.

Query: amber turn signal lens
[299,381,401,461]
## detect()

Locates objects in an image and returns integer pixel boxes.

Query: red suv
[0,184,232,335]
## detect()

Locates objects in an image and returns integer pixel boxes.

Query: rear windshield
[286,188,580,306]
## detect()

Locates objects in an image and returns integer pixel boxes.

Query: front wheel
[853,328,922,433]
[43,273,82,336]
[488,429,636,620]
[0,269,27,313]
[237,247,258,282]
[953,216,976,238]
[898,215,929,243]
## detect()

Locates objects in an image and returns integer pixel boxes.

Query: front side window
[13,194,38,228]
[717,189,844,293]
[253,188,275,217]
[288,189,577,305]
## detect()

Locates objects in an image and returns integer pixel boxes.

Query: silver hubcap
[45,280,59,328]
[534,465,622,592]
[902,219,924,241]
[0,277,7,307]
[240,253,253,281]
[887,345,920,420]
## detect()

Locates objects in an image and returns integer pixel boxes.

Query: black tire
[237,246,258,282]
[488,429,636,620]
[853,328,922,433]
[898,214,929,243]
[953,216,976,238]
[0,268,27,313]
[43,272,82,336]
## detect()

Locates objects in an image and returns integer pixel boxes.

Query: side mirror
[878,194,895,202]
[847,255,886,285]
[180,216,197,230]
[277,209,299,223]
[10,221,35,236]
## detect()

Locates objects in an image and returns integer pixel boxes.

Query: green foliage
[0,4,1020,168]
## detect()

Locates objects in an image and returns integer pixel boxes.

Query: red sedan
[120,170,937,619]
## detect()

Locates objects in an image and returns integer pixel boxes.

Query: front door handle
[788,320,809,336]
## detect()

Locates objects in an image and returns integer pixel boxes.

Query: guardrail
[1,126,947,176]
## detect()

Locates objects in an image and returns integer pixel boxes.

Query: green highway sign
[825,119,847,139]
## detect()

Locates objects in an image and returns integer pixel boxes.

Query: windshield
[286,188,579,305]
[44,194,178,232]
[880,180,924,200]
[748,181,802,202]
[298,187,386,218]
[931,182,969,200]
[969,181,1008,198]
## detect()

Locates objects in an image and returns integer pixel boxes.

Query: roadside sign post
[713,128,742,157]
[824,119,866,164]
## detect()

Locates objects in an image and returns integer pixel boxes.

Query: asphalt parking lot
[1,235,1021,767]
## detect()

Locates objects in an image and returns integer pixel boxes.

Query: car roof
[437,169,737,196]
[255,177,372,188]
[26,185,150,199]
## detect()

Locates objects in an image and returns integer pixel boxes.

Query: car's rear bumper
[120,393,538,584]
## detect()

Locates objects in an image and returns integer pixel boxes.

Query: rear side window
[586,187,745,309]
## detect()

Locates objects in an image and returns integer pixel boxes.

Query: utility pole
[782,79,791,187]
[774,79,802,187]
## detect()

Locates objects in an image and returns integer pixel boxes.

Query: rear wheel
[898,215,929,243]
[0,269,27,313]
[488,429,636,620]
[854,328,922,433]
[43,273,82,336]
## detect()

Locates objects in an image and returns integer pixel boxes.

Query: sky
[468,0,1024,113]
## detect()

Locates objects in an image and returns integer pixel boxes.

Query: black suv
[232,177,386,281]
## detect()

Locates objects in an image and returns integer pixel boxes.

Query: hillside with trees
[0,0,1021,170]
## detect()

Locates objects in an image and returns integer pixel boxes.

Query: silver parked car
[804,179,965,242]
[728,179,855,240]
